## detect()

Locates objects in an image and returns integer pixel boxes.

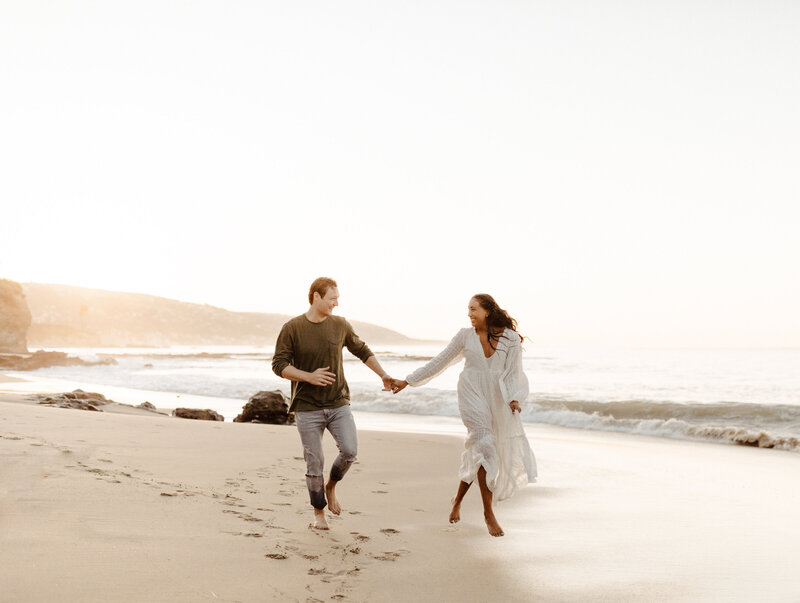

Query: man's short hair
[308,277,338,305]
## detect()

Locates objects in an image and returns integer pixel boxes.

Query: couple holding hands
[271,277,536,537]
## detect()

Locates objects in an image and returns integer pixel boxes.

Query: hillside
[22,283,419,347]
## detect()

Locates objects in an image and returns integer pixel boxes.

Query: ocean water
[8,344,800,451]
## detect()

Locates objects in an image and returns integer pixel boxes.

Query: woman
[391,294,537,537]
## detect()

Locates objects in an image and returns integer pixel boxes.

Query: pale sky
[1,1,798,347]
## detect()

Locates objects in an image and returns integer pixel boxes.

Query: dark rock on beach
[172,408,225,421]
[0,350,117,371]
[234,390,295,425]
[0,279,32,353]
[34,389,113,412]
[32,390,167,415]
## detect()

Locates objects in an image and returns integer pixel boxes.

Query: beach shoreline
[2,379,800,602]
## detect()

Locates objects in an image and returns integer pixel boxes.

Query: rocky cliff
[0,279,31,352]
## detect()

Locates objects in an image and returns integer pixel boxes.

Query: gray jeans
[295,405,358,510]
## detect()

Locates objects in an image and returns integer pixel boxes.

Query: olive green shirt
[271,314,374,413]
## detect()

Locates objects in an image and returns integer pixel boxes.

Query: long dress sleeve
[406,329,466,387]
[499,334,529,404]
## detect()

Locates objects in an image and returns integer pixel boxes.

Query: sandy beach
[2,376,799,602]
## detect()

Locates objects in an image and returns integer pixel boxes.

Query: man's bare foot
[313,509,329,530]
[484,514,504,537]
[325,480,341,515]
[449,498,461,524]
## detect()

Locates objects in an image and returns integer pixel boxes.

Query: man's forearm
[281,365,311,383]
[364,355,389,379]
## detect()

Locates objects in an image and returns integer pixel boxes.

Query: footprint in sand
[308,568,328,576]
[265,553,287,560]
[372,550,410,562]
[222,500,246,508]
[380,528,400,535]
[372,490,388,494]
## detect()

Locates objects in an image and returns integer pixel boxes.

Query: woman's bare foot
[449,498,461,524]
[325,480,341,515]
[484,513,504,537]
[313,509,329,530]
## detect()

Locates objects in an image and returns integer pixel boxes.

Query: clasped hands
[381,375,408,394]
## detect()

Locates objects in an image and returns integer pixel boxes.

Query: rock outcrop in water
[234,390,295,425]
[0,279,31,353]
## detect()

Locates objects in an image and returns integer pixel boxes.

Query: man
[272,277,393,530]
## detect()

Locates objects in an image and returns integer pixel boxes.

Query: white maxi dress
[406,327,537,501]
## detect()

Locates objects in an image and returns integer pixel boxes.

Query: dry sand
[1,380,799,602]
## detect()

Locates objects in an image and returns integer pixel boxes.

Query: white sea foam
[349,390,800,451]
[524,404,800,451]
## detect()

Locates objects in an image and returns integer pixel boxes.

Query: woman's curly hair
[472,293,524,351]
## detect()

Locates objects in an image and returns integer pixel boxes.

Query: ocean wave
[20,351,800,451]
[349,389,800,451]
[527,405,800,451]
[530,398,800,429]
[350,388,459,418]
